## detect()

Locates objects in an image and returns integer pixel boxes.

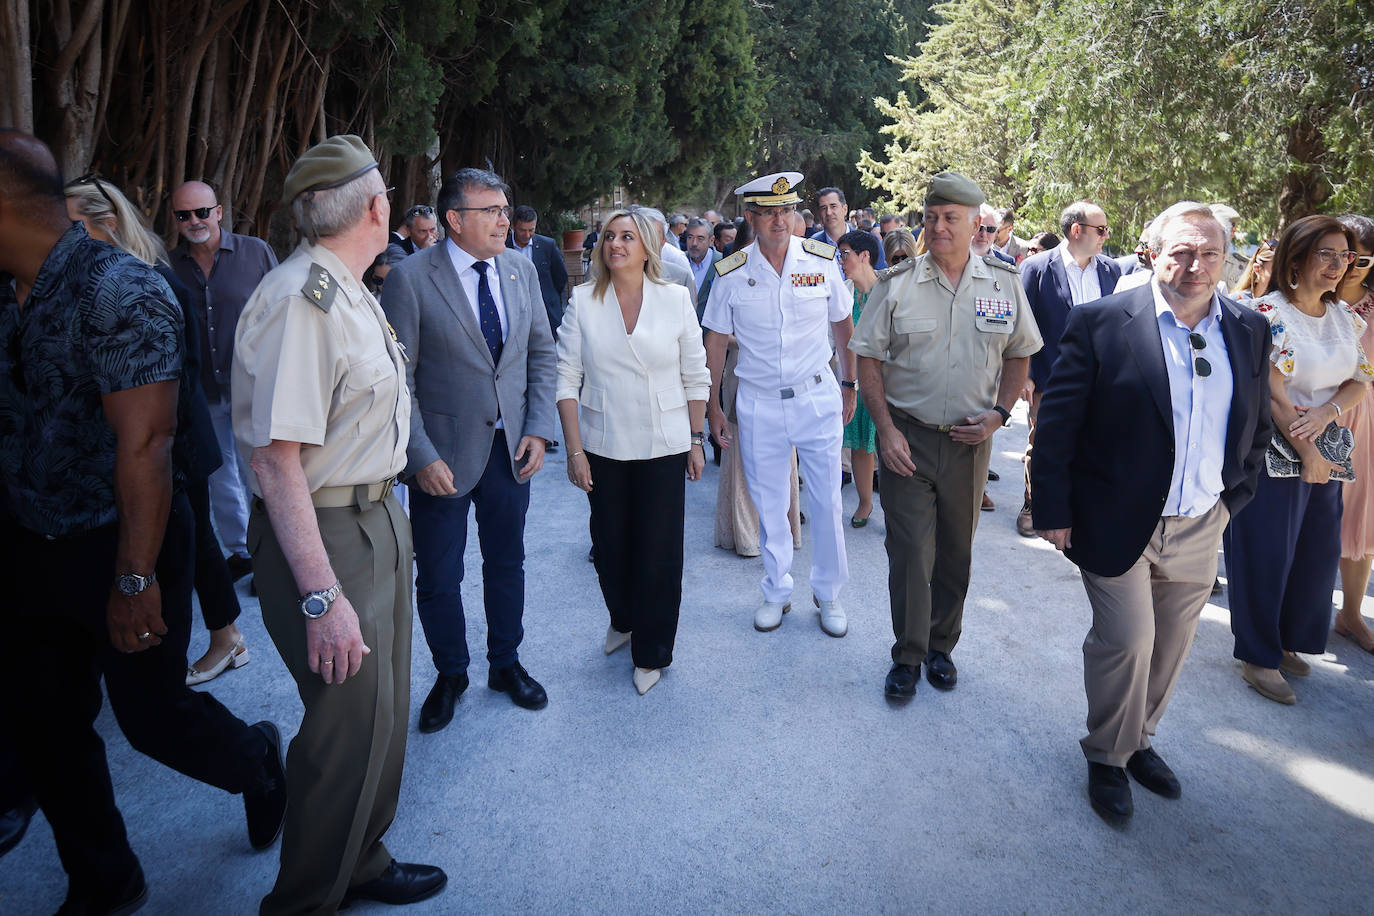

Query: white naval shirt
[701,237,850,390]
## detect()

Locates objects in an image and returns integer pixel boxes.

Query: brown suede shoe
[1016,502,1035,537]
[1243,663,1296,705]
[1279,651,1310,677]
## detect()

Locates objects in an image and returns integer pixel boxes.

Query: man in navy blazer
[1031,202,1271,827]
[508,205,569,338]
[1016,200,1122,535]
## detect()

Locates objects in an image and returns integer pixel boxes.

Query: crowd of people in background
[2,121,1373,912]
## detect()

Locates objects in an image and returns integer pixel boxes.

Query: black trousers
[187,475,242,631]
[586,451,687,669]
[0,492,266,896]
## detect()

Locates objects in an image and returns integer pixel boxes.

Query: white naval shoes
[753,600,792,632]
[604,625,632,655]
[814,596,847,638]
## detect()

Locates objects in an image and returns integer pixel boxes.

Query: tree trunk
[1277,109,1330,228]
[0,0,34,131]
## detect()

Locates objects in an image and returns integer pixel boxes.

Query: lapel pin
[748,278,756,286]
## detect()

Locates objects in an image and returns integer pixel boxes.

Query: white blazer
[555,278,710,460]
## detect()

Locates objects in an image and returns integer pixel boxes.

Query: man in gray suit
[382,168,558,733]
[684,217,720,319]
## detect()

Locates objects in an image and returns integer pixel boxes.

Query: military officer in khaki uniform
[232,135,447,914]
[850,172,1042,700]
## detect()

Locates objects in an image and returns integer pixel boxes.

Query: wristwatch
[840,379,857,390]
[300,581,343,619]
[992,405,1012,426]
[116,571,157,596]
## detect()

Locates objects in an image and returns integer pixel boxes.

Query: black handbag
[1265,421,1355,482]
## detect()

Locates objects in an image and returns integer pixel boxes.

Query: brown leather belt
[310,478,396,509]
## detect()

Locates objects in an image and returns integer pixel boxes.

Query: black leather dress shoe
[341,860,447,908]
[56,865,148,916]
[244,721,287,850]
[418,673,469,733]
[488,662,548,710]
[987,468,1000,481]
[884,663,918,699]
[924,651,957,690]
[1127,747,1181,799]
[1087,762,1133,826]
[0,794,36,857]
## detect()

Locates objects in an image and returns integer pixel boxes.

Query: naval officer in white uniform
[702,172,858,637]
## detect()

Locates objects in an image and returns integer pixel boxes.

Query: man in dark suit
[683,216,720,319]
[1017,199,1122,535]
[507,205,569,338]
[1031,202,1271,826]
[384,169,558,733]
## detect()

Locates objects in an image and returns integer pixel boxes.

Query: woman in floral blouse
[1225,215,1373,704]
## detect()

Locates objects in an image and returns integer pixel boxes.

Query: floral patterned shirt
[1248,290,1374,407]
[0,225,183,536]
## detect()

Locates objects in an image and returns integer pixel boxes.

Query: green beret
[282,135,379,204]
[924,171,986,208]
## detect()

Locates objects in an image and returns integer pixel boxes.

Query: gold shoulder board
[715,249,747,277]
[802,237,836,259]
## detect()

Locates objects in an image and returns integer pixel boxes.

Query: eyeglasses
[404,204,434,219]
[890,253,909,264]
[1025,245,1042,255]
[838,248,855,259]
[453,205,512,220]
[174,206,217,222]
[1314,248,1358,268]
[976,225,998,235]
[67,172,117,215]
[1355,254,1374,270]
[1078,223,1110,237]
[1188,332,1212,378]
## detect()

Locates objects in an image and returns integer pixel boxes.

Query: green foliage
[860,0,1374,233]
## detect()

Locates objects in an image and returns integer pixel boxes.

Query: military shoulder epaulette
[801,237,836,259]
[302,262,338,312]
[876,258,918,282]
[715,249,747,277]
[982,254,1019,273]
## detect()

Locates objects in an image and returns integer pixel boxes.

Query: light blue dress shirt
[1153,278,1232,517]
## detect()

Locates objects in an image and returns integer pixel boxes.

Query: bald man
[169,181,277,585]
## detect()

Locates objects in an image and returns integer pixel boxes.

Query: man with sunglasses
[169,180,278,586]
[1017,199,1122,537]
[1031,201,1271,826]
[972,204,1017,268]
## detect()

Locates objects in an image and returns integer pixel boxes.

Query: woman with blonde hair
[883,227,919,266]
[556,208,710,695]
[65,176,249,685]
[1231,237,1277,300]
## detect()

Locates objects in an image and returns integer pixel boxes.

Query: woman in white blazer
[556,208,710,695]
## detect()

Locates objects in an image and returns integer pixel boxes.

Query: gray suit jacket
[382,243,557,494]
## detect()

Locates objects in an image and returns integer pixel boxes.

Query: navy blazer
[1030,284,1272,578]
[156,264,222,484]
[1021,249,1122,389]
[507,233,569,333]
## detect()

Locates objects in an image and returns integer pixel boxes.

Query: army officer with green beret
[850,172,1042,701]
[232,134,446,913]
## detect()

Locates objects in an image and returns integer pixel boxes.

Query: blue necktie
[472,261,503,364]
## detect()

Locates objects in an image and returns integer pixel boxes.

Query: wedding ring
[138,632,152,640]
[322,659,334,665]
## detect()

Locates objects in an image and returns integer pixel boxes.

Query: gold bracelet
[569,450,585,458]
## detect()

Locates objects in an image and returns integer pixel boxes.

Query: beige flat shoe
[604,625,631,656]
[186,638,248,686]
[1242,663,1296,705]
[633,667,661,695]
[1334,617,1374,653]
[1279,651,1310,677]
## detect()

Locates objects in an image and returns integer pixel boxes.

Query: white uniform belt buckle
[780,373,824,399]
[311,477,396,509]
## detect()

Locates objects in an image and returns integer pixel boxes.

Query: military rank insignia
[792,272,825,288]
[975,297,1014,332]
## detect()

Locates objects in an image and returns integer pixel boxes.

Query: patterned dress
[842,287,877,453]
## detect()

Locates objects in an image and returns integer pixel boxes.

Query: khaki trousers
[880,410,993,665]
[1078,500,1228,767]
[250,494,413,916]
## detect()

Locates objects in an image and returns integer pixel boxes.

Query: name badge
[975,297,1014,333]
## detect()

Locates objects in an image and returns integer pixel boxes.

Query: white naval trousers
[735,371,848,604]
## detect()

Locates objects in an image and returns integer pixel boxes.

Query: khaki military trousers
[880,409,992,665]
[250,493,413,916]
[1078,501,1228,767]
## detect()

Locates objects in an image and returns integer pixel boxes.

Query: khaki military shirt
[850,253,1042,426]
[232,240,410,495]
